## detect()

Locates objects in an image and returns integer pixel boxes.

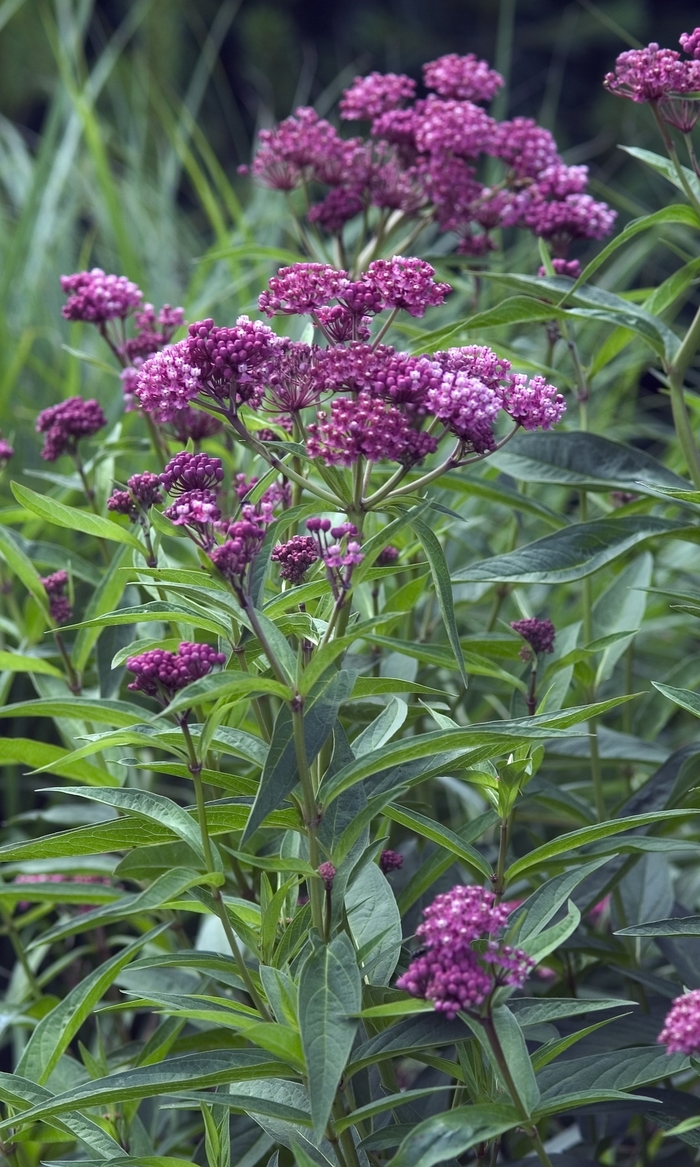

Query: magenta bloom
[511,617,556,656]
[209,521,265,592]
[249,107,345,190]
[133,343,202,422]
[126,641,226,703]
[160,451,224,495]
[659,989,700,1055]
[271,535,320,584]
[340,72,416,121]
[259,264,349,316]
[109,472,162,520]
[185,317,274,410]
[0,432,13,464]
[492,117,559,178]
[523,193,617,245]
[539,258,581,279]
[501,374,566,430]
[680,29,700,59]
[40,570,72,624]
[164,490,221,549]
[307,393,436,467]
[605,44,700,103]
[318,861,337,889]
[415,95,494,159]
[36,397,107,461]
[365,257,451,317]
[380,849,403,873]
[426,372,502,452]
[60,268,142,322]
[423,53,503,103]
[397,885,534,1019]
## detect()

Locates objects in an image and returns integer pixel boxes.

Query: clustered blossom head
[60,269,142,322]
[164,490,221,550]
[126,641,226,705]
[245,54,615,264]
[659,989,700,1055]
[318,861,337,890]
[605,33,700,132]
[539,258,581,279]
[160,451,224,495]
[36,397,107,461]
[306,518,364,599]
[258,258,449,322]
[271,535,320,584]
[380,849,403,873]
[0,431,13,466]
[511,617,556,657]
[41,570,72,624]
[108,472,162,521]
[377,545,400,567]
[169,406,223,444]
[396,885,535,1018]
[209,520,265,594]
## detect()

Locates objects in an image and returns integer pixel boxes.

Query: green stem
[651,105,700,218]
[493,813,511,902]
[291,699,325,935]
[480,1015,554,1167]
[53,630,81,694]
[179,719,271,1019]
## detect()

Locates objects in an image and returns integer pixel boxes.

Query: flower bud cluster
[397,885,534,1018]
[36,397,107,462]
[511,617,556,656]
[659,989,700,1055]
[108,472,163,521]
[41,570,72,624]
[0,431,13,466]
[126,641,226,702]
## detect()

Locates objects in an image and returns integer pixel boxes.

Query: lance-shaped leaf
[72,544,131,672]
[536,1046,688,1100]
[410,516,468,686]
[0,652,63,677]
[0,1052,291,1129]
[386,1102,520,1167]
[0,696,146,727]
[490,431,689,495]
[453,516,693,584]
[242,669,355,843]
[652,682,700,719]
[0,1072,124,1158]
[17,925,165,1083]
[12,482,145,551]
[298,932,361,1138]
[0,737,115,786]
[616,916,700,937]
[0,524,49,610]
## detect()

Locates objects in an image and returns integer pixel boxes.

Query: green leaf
[536,1046,687,1100]
[651,682,700,719]
[573,203,700,288]
[382,804,492,880]
[464,1007,540,1115]
[621,145,700,206]
[0,697,146,728]
[386,1102,520,1167]
[298,932,361,1138]
[507,858,610,944]
[0,524,48,609]
[505,809,700,883]
[17,926,164,1083]
[0,1052,291,1129]
[510,998,635,1026]
[11,482,145,552]
[243,670,355,843]
[0,1072,124,1158]
[352,698,407,756]
[616,916,700,936]
[64,600,231,639]
[491,431,689,495]
[518,899,581,962]
[454,516,692,584]
[346,862,402,984]
[410,516,468,686]
[0,738,115,786]
[162,671,292,717]
[0,651,63,677]
[72,544,131,673]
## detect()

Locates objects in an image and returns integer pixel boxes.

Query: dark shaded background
[2,0,699,185]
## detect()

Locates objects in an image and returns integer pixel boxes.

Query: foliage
[4,11,700,1167]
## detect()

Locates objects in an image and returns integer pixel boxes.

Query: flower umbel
[659,989,700,1055]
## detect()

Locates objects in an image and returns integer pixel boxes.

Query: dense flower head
[271,535,320,584]
[259,264,349,316]
[511,617,556,655]
[133,343,202,421]
[397,885,534,1018]
[366,351,443,415]
[307,393,437,467]
[160,451,224,495]
[318,861,337,889]
[169,406,223,444]
[209,521,265,589]
[41,571,72,624]
[36,397,107,461]
[426,372,502,452]
[308,187,364,235]
[433,346,512,389]
[501,374,566,430]
[164,490,221,548]
[126,641,226,701]
[60,268,142,322]
[680,29,700,59]
[377,545,399,567]
[523,192,617,245]
[128,472,162,509]
[659,989,700,1055]
[248,107,346,190]
[365,257,451,317]
[492,117,559,178]
[186,317,275,409]
[0,432,13,464]
[604,44,700,103]
[316,305,372,344]
[415,95,495,159]
[107,490,138,520]
[539,258,581,279]
[263,341,327,412]
[423,53,504,103]
[340,72,416,121]
[380,849,403,873]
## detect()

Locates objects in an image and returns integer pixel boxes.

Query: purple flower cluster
[169,406,223,444]
[318,861,337,889]
[659,989,700,1055]
[258,258,450,321]
[396,885,534,1018]
[41,570,72,624]
[511,617,556,656]
[160,452,224,495]
[60,269,143,322]
[0,431,13,465]
[246,54,615,263]
[209,520,265,594]
[380,849,403,873]
[539,258,581,279]
[302,518,364,599]
[605,31,700,132]
[135,316,275,422]
[108,472,163,521]
[36,397,107,461]
[271,535,320,584]
[126,641,226,703]
[307,393,437,467]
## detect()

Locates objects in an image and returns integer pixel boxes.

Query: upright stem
[492,813,511,903]
[291,699,325,935]
[480,1014,554,1167]
[579,492,605,820]
[179,719,271,1019]
[651,105,700,218]
[53,630,81,694]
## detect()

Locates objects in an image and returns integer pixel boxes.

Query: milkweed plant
[5,28,700,1167]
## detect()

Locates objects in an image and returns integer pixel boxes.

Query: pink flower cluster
[258,258,450,321]
[36,396,106,462]
[209,520,266,594]
[108,471,163,521]
[659,989,700,1055]
[0,431,13,465]
[271,535,319,584]
[126,641,226,703]
[605,31,700,132]
[41,570,72,624]
[397,885,534,1018]
[511,617,556,656]
[60,269,142,322]
[246,53,615,261]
